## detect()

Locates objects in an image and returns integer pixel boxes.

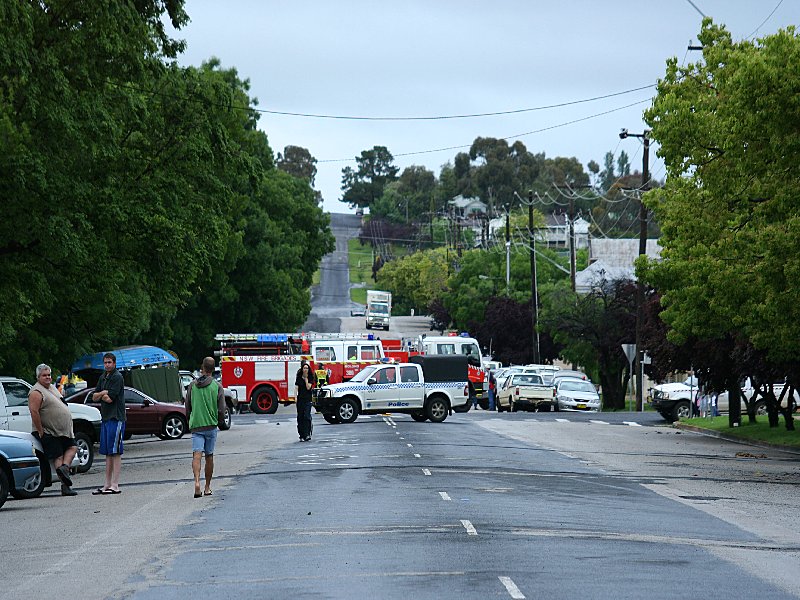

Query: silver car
[554,378,600,412]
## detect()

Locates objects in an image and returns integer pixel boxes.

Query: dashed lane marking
[555,418,569,423]
[460,520,478,535]
[414,453,421,458]
[589,420,609,425]
[407,443,413,447]
[623,421,642,427]
[439,492,452,501]
[499,576,526,599]
[422,468,431,476]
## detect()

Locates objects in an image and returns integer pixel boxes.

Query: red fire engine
[215,333,387,414]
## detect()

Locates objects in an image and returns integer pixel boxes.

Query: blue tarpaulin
[71,345,178,373]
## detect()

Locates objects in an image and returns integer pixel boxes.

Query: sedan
[0,431,41,509]
[553,378,601,412]
[66,387,188,440]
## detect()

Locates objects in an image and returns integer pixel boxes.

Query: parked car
[0,376,99,472]
[179,370,234,430]
[0,431,41,509]
[552,369,591,383]
[553,378,601,412]
[66,386,188,440]
[0,430,73,498]
[349,307,366,317]
[496,373,556,412]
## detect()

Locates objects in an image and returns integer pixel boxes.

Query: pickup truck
[0,376,100,473]
[496,372,556,412]
[313,355,470,424]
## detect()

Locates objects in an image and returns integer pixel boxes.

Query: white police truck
[313,355,470,424]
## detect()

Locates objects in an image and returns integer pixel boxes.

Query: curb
[674,422,800,456]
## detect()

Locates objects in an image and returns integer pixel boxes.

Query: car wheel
[452,401,471,413]
[160,414,187,440]
[0,469,8,510]
[553,399,560,412]
[337,398,359,424]
[74,431,94,473]
[426,396,449,423]
[672,401,691,421]
[218,406,233,431]
[250,386,278,414]
[410,411,427,422]
[754,400,767,416]
[10,454,47,499]
[323,413,340,424]
[541,403,552,412]
[658,411,671,421]
[510,399,517,413]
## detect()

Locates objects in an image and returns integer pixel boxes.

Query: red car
[66,386,188,440]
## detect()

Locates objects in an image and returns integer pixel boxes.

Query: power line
[747,0,785,39]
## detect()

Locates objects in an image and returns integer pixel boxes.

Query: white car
[553,378,600,412]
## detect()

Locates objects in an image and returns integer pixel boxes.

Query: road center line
[422,468,431,476]
[407,443,413,447]
[499,576,526,599]
[623,421,642,427]
[589,420,609,425]
[414,453,421,458]
[555,418,569,423]
[439,492,452,501]
[460,520,478,535]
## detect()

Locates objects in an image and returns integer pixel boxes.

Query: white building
[575,238,661,294]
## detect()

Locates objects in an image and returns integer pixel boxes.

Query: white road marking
[589,420,609,425]
[460,520,478,535]
[407,443,413,447]
[439,492,452,501]
[623,421,642,427]
[555,418,569,423]
[414,453,421,458]
[499,576,526,599]
[422,468,431,476]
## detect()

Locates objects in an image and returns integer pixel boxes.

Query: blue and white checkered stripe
[323,381,467,394]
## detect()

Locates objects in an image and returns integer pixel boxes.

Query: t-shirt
[295,368,316,400]
[94,369,126,422]
[30,382,73,437]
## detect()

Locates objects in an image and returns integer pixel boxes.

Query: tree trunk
[727,378,742,428]
[778,385,795,431]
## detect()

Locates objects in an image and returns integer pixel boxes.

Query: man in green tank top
[185,356,226,498]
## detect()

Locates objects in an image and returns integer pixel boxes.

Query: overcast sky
[169,1,796,214]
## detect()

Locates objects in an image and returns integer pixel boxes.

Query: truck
[411,334,488,410]
[365,290,392,330]
[216,332,386,414]
[496,372,556,412]
[313,355,471,424]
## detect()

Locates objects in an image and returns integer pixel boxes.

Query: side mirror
[142,398,152,406]
[367,378,377,385]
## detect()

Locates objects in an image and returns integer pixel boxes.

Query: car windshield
[370,302,389,315]
[349,365,379,383]
[559,380,595,393]
[512,374,543,385]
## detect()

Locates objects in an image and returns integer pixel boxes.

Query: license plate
[576,403,586,409]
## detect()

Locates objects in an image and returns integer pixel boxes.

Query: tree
[641,21,800,426]
[340,146,399,209]
[277,145,318,186]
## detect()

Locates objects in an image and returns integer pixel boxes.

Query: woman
[295,361,316,442]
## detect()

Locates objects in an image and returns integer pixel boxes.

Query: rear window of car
[559,380,595,393]
[400,366,420,383]
[513,374,543,385]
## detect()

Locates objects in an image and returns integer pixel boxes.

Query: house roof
[588,238,661,268]
[449,195,486,210]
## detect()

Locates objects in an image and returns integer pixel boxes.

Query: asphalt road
[4,214,800,599]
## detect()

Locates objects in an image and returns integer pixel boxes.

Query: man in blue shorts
[186,357,226,498]
[92,352,125,495]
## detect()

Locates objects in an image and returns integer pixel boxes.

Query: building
[541,213,590,249]
[574,238,661,294]
[448,195,487,218]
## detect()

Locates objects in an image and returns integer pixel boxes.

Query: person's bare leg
[109,455,122,491]
[61,446,77,469]
[103,455,113,490]
[192,451,202,496]
[204,455,214,494]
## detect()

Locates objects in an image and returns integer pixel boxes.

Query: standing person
[185,356,226,498]
[91,353,125,495]
[295,360,316,442]
[28,364,77,496]
[488,370,497,411]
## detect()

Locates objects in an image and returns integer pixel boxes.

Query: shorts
[40,434,76,460]
[100,419,125,455]
[192,429,218,455]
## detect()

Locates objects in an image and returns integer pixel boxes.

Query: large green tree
[340,146,399,209]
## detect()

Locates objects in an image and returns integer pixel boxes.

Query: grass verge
[683,415,800,448]
[351,287,367,304]
[349,238,372,284]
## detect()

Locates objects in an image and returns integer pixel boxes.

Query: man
[91,353,125,495]
[488,370,497,411]
[295,360,315,442]
[186,357,226,498]
[29,364,77,496]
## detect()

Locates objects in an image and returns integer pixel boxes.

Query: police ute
[313,355,470,424]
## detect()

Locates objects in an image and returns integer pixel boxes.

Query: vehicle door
[0,383,9,430]
[398,365,424,408]
[1,379,34,433]
[124,388,157,434]
[365,366,398,411]
[497,376,513,409]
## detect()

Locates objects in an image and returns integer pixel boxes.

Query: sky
[168,1,796,214]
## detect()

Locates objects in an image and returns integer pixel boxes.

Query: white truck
[313,355,470,423]
[365,290,392,330]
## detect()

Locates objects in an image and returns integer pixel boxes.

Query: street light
[619,127,650,412]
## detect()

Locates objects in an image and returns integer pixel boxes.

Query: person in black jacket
[295,360,316,442]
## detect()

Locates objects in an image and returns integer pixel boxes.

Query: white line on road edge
[499,576,525,599]
[439,492,452,501]
[623,421,642,427]
[555,418,569,423]
[460,520,478,535]
[422,468,431,476]
[414,453,421,458]
[589,420,609,425]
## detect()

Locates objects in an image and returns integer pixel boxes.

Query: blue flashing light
[367,334,374,340]
[460,332,470,337]
[257,334,288,343]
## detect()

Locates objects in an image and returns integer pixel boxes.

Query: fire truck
[215,333,386,414]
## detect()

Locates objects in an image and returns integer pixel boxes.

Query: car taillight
[553,388,556,397]
[463,385,468,396]
[515,386,520,395]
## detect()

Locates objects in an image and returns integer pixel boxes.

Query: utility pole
[619,128,650,411]
[505,205,511,295]
[568,195,576,292]
[528,190,540,363]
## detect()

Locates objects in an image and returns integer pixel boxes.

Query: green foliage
[340,146,399,209]
[376,248,450,315]
[641,20,800,364]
